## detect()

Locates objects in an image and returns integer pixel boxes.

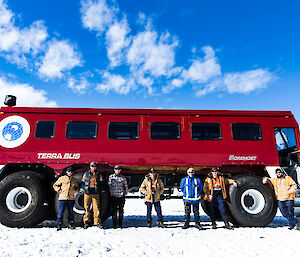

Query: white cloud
[195,79,222,97]
[223,69,274,94]
[0,1,48,67]
[161,46,221,94]
[67,76,89,95]
[0,20,48,67]
[0,0,13,26]
[195,69,275,97]
[182,46,221,83]
[80,0,116,34]
[79,1,275,97]
[19,21,48,55]
[0,0,83,82]
[38,40,82,79]
[96,72,132,94]
[105,18,130,67]
[0,26,19,51]
[127,30,178,77]
[0,76,56,107]
[162,78,184,94]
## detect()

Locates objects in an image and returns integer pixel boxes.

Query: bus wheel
[0,171,46,227]
[54,190,111,226]
[227,175,277,227]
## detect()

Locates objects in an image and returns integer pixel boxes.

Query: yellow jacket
[53,175,79,200]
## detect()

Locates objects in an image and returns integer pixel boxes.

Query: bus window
[35,121,55,139]
[150,122,180,140]
[192,123,221,140]
[275,128,297,150]
[108,122,139,139]
[66,121,97,139]
[275,128,299,166]
[232,123,262,140]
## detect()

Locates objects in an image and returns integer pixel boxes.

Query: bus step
[295,207,300,217]
[294,198,300,207]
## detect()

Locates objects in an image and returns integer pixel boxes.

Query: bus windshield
[275,128,299,165]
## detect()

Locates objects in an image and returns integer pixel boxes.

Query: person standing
[180,168,203,230]
[203,167,237,230]
[108,165,128,229]
[139,168,166,228]
[263,168,298,229]
[82,162,103,229]
[53,167,79,231]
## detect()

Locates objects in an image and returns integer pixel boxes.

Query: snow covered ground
[0,198,299,257]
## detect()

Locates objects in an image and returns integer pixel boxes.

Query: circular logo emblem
[0,116,30,148]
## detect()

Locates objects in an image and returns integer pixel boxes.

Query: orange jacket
[268,176,297,201]
[203,173,235,202]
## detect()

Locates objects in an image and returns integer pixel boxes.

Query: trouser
[57,200,75,223]
[111,196,125,226]
[146,201,163,220]
[83,194,101,225]
[184,202,200,222]
[278,200,298,227]
[208,191,228,222]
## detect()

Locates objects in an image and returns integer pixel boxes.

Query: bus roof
[0,106,294,118]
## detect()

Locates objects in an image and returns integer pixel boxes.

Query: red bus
[0,95,299,227]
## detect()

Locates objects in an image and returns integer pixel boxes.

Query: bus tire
[99,190,111,221]
[0,171,46,227]
[201,200,229,221]
[227,175,277,227]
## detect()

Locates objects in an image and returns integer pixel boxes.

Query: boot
[147,218,152,228]
[97,223,104,229]
[57,221,63,231]
[195,221,203,230]
[157,219,166,228]
[182,220,189,229]
[224,221,233,230]
[211,221,217,229]
[68,221,75,230]
[83,223,89,229]
[288,225,295,230]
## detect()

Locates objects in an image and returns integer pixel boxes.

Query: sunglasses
[90,165,96,168]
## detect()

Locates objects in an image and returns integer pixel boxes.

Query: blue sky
[0,0,300,122]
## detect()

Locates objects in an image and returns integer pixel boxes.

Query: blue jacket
[180,176,203,203]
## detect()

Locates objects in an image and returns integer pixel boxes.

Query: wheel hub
[241,189,265,214]
[74,192,85,214]
[6,187,32,213]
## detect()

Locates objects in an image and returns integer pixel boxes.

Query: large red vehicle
[0,95,299,227]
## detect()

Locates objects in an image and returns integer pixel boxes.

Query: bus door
[275,127,300,185]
